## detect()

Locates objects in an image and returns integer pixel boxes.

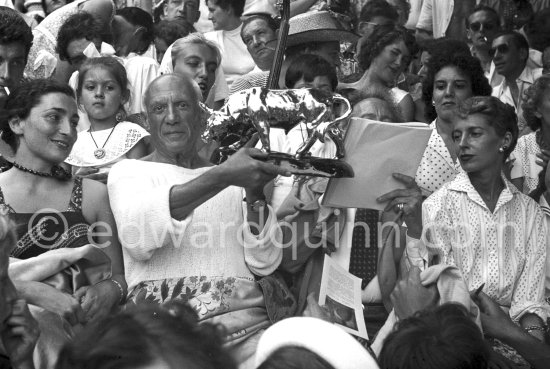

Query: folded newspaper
[319,255,369,339]
[323,118,432,210]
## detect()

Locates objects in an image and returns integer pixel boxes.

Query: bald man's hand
[221,147,291,194]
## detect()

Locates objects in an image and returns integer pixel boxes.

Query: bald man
[107,74,288,367]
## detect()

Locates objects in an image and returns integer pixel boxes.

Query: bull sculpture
[201,87,353,177]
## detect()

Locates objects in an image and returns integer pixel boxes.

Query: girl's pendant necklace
[89,125,117,159]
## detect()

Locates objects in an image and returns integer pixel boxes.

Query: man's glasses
[469,22,496,32]
[489,44,510,58]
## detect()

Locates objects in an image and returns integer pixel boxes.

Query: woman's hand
[1,299,40,369]
[74,280,120,323]
[377,173,423,238]
[471,291,519,341]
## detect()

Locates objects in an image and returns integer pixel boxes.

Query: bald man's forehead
[146,76,198,104]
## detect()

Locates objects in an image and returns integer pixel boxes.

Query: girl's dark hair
[522,74,550,131]
[77,57,130,113]
[379,304,490,369]
[257,346,335,369]
[55,302,236,369]
[56,12,103,62]
[358,24,418,71]
[116,7,155,55]
[422,52,492,122]
[285,54,338,91]
[457,96,519,159]
[0,79,75,152]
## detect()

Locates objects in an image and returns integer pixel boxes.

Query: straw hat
[286,11,358,47]
[254,317,379,369]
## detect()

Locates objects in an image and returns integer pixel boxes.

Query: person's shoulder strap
[68,177,83,212]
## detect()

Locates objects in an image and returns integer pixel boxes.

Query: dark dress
[0,177,91,259]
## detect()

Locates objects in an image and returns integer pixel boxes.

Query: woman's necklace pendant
[94,148,106,159]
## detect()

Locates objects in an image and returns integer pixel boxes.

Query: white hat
[286,11,358,47]
[254,317,379,369]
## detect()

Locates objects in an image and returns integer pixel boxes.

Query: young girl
[66,57,150,182]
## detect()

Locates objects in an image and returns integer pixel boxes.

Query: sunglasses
[489,44,509,58]
[469,22,496,32]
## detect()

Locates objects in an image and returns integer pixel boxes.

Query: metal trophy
[201,88,353,178]
[200,0,354,178]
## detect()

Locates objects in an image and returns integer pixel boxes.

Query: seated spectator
[255,317,379,369]
[491,31,542,136]
[0,79,127,368]
[111,7,160,115]
[107,74,287,367]
[416,50,491,196]
[160,0,200,31]
[510,75,550,194]
[229,13,278,94]
[340,24,418,121]
[383,96,549,366]
[379,304,490,369]
[65,57,150,182]
[281,11,358,88]
[0,7,33,110]
[350,89,403,122]
[285,54,338,94]
[172,33,221,107]
[0,212,40,369]
[56,12,105,77]
[412,38,471,123]
[204,0,255,88]
[387,0,410,27]
[466,5,501,76]
[415,0,476,44]
[25,0,116,81]
[56,302,236,369]
[153,19,192,63]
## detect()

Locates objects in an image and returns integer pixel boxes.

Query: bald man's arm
[169,147,290,221]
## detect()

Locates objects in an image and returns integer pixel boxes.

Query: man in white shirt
[415,0,476,43]
[466,5,501,76]
[491,31,542,135]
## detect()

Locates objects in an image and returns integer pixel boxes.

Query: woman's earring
[432,101,435,106]
[499,146,507,153]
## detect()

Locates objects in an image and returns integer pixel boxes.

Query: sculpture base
[265,152,354,178]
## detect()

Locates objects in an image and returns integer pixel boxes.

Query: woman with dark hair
[510,75,550,194]
[56,302,236,369]
[339,24,418,121]
[415,51,492,196]
[381,96,548,367]
[0,79,126,366]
